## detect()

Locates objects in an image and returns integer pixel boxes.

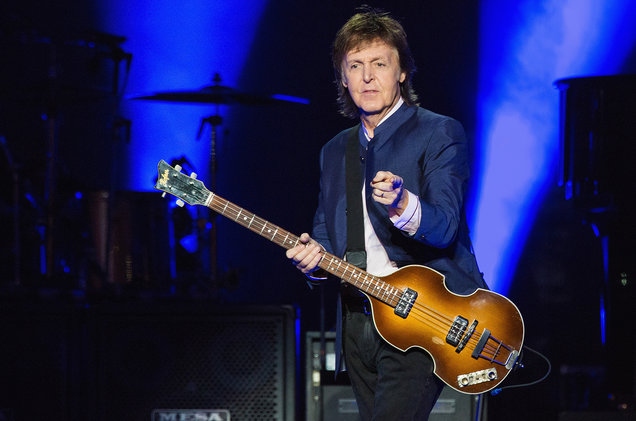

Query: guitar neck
[204,192,399,306]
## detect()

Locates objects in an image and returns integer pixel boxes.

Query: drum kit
[0,25,308,291]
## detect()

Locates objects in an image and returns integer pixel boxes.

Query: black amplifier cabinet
[305,331,483,421]
[89,303,297,421]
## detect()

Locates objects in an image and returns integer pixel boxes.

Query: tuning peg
[161,192,166,198]
[174,164,182,172]
[191,172,198,179]
[176,199,185,207]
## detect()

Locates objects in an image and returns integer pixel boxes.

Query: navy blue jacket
[312,103,486,294]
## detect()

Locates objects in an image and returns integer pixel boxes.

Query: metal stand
[198,113,223,288]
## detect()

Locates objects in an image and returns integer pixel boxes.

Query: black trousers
[343,308,444,421]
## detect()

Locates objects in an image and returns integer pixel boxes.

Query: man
[286,8,487,420]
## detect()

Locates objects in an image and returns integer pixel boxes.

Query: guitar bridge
[394,288,417,319]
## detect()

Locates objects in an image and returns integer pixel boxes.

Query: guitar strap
[335,123,366,376]
[345,124,366,270]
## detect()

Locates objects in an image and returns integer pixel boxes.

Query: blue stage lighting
[472,0,636,293]
[96,0,268,192]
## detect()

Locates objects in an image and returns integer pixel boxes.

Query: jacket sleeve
[412,118,470,248]
[311,146,335,255]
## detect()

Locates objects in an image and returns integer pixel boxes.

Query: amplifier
[91,303,297,421]
[305,331,483,421]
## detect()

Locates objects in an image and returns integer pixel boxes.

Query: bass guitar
[154,159,524,394]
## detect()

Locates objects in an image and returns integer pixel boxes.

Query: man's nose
[363,64,374,82]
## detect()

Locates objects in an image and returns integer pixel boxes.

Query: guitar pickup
[446,316,469,346]
[455,320,478,353]
[394,288,417,319]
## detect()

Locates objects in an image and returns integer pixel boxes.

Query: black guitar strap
[345,124,366,270]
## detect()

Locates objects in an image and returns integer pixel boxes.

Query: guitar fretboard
[204,191,401,307]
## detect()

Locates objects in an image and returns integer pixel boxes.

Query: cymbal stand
[198,113,223,291]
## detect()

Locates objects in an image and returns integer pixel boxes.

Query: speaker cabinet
[305,331,482,421]
[0,301,81,420]
[90,303,296,421]
[430,388,482,421]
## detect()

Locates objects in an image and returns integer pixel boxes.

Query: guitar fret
[341,264,351,281]
[380,284,390,300]
[327,257,335,271]
[351,270,360,287]
[247,214,255,228]
[361,274,370,288]
[221,201,229,215]
[235,209,242,221]
[271,227,279,241]
[259,221,267,234]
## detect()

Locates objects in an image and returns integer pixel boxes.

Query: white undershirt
[361,98,421,276]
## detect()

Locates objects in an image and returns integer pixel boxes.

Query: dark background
[1,1,634,420]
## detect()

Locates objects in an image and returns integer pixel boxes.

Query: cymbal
[131,84,309,105]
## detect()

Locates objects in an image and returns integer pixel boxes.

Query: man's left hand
[370,170,409,217]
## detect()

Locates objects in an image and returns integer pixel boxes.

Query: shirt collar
[362,97,404,141]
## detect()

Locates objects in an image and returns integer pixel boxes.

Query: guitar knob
[174,164,182,172]
[191,172,198,179]
[176,199,185,207]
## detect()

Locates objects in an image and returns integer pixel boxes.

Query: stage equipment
[0,301,296,420]
[0,27,131,285]
[89,303,297,421]
[305,331,483,421]
[555,74,636,410]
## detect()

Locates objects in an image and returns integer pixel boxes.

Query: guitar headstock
[155,160,211,206]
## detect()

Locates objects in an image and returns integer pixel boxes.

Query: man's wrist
[390,190,420,234]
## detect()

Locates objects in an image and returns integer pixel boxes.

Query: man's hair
[332,7,418,119]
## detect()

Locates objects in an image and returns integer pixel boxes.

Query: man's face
[341,39,406,121]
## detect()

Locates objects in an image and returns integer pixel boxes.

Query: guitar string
[208,194,504,360]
